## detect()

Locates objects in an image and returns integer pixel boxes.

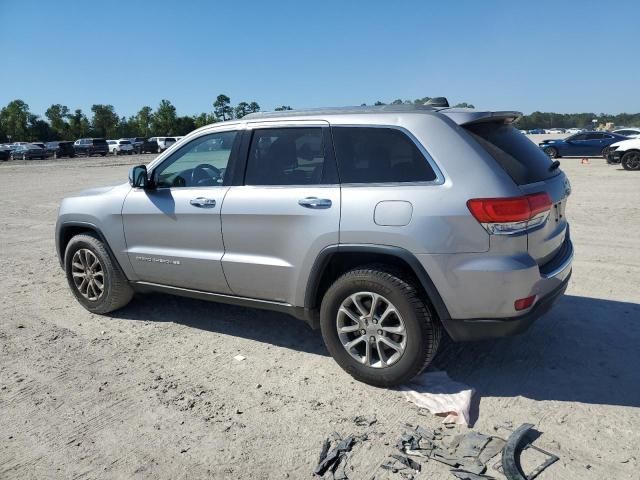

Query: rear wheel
[621,151,640,171]
[320,267,441,387]
[601,147,610,158]
[543,146,558,158]
[64,233,133,314]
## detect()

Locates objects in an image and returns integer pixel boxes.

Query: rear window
[120,140,131,145]
[165,138,176,142]
[332,127,437,183]
[92,138,107,145]
[465,123,559,185]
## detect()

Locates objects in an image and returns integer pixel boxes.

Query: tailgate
[519,173,570,265]
[463,120,569,264]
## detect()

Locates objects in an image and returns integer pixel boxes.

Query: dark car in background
[10,144,47,160]
[127,137,146,153]
[46,141,76,158]
[0,145,11,161]
[539,131,628,158]
[73,138,109,157]
[138,138,160,153]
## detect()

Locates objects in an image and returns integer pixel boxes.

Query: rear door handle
[190,197,216,208]
[298,197,332,209]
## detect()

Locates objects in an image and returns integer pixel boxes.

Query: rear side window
[332,127,436,184]
[465,123,559,185]
[93,138,107,145]
[245,127,334,185]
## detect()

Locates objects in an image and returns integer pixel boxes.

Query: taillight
[514,295,536,311]
[467,192,552,235]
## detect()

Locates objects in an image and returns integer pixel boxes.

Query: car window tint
[245,128,329,185]
[465,123,558,185]
[571,134,587,141]
[154,131,238,188]
[586,133,603,140]
[332,127,436,184]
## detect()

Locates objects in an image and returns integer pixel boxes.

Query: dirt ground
[1,139,639,479]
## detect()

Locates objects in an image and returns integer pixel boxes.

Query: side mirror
[129,165,149,188]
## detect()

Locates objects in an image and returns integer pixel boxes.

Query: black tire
[100,153,107,157]
[320,267,441,387]
[621,151,640,171]
[64,233,134,314]
[543,146,558,158]
[601,147,610,159]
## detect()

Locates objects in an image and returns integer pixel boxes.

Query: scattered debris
[498,423,559,480]
[400,371,475,426]
[353,415,377,427]
[380,454,421,479]
[233,355,246,361]
[314,433,356,478]
[450,469,496,480]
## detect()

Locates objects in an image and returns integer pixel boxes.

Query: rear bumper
[441,269,571,341]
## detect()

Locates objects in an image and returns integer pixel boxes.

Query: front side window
[244,127,330,185]
[153,131,238,188]
[332,127,437,183]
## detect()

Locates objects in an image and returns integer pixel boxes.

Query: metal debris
[353,415,378,427]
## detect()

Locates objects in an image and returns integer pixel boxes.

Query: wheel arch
[56,221,128,279]
[305,244,451,326]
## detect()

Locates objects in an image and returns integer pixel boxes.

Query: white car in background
[565,128,585,134]
[606,137,640,170]
[148,136,176,152]
[107,139,134,155]
[612,128,640,139]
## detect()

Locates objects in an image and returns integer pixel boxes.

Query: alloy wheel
[336,292,407,368]
[624,152,640,170]
[71,248,105,301]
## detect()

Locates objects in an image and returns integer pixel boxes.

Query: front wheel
[601,147,610,159]
[543,146,559,158]
[64,233,133,314]
[621,151,640,171]
[320,268,441,387]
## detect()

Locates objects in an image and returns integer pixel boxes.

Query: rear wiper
[549,160,560,172]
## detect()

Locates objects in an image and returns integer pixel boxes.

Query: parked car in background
[148,136,176,152]
[539,131,628,158]
[10,144,46,160]
[127,137,146,153]
[73,138,109,157]
[107,139,134,155]
[565,128,585,134]
[45,141,76,158]
[612,128,640,139]
[548,128,565,134]
[138,138,160,153]
[528,128,547,134]
[0,145,10,161]
[607,138,640,170]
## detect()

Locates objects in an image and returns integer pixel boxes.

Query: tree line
[1,94,637,142]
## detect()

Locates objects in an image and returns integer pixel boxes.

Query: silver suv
[56,104,573,387]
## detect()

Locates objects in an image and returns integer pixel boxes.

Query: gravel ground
[1,140,639,479]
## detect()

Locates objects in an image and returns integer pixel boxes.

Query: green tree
[193,112,216,129]
[151,99,177,135]
[234,101,250,119]
[135,106,153,137]
[27,114,52,141]
[45,104,70,139]
[0,99,31,141]
[373,101,386,106]
[274,105,293,111]
[68,109,90,139]
[91,104,119,138]
[213,94,233,121]
[175,116,196,136]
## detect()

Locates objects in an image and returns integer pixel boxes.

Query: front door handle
[298,197,332,209]
[190,197,216,208]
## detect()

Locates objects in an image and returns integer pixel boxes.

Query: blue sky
[1,0,639,118]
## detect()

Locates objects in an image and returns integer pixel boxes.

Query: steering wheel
[190,163,221,186]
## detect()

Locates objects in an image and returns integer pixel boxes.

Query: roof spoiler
[441,110,522,126]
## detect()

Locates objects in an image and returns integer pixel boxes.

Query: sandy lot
[1,142,639,479]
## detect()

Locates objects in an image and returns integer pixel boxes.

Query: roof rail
[243,103,447,120]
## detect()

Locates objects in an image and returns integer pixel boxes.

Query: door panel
[220,122,339,305]
[220,186,339,303]
[122,187,231,293]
